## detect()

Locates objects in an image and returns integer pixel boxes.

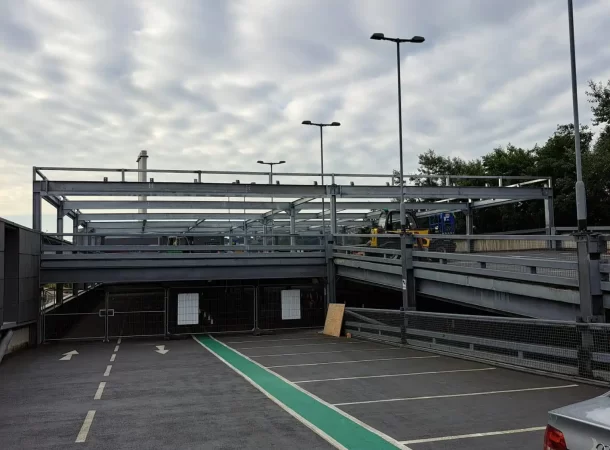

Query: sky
[1,0,610,230]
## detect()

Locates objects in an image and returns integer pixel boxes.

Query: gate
[107,289,166,339]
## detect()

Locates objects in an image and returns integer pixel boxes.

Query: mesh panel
[258,286,325,330]
[344,307,610,383]
[168,287,255,335]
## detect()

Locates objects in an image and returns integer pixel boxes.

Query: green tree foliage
[587,80,610,125]
[404,79,610,232]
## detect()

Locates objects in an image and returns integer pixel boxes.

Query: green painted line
[194,335,406,450]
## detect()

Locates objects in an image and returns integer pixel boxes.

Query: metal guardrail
[332,234,582,284]
[344,307,610,385]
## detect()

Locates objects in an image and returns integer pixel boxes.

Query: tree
[587,80,610,125]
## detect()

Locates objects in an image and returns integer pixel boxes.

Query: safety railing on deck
[332,233,581,284]
[344,307,610,384]
[41,232,326,258]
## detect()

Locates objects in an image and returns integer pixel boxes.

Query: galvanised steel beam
[334,185,551,200]
[39,181,326,198]
[41,181,551,201]
[86,220,340,230]
[79,212,276,221]
[40,264,327,284]
[64,200,294,210]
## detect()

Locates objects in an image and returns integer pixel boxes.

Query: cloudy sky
[1,0,610,230]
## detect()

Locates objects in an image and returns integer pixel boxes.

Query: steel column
[400,234,416,309]
[290,206,296,247]
[326,236,336,304]
[544,182,556,249]
[330,194,337,235]
[32,191,41,231]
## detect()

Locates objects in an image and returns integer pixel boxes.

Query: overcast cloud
[1,0,610,229]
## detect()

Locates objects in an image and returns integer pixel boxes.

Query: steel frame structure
[33,165,554,238]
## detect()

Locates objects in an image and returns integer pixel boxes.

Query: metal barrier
[344,307,610,384]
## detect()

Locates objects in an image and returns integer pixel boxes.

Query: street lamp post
[567,0,587,232]
[302,121,340,235]
[257,160,286,245]
[370,32,425,232]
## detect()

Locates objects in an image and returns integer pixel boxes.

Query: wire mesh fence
[257,285,325,331]
[344,307,610,384]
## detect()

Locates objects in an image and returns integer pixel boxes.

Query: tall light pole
[370,32,425,232]
[302,121,341,235]
[257,160,286,244]
[567,0,587,231]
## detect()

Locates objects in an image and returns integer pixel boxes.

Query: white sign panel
[177,293,199,325]
[281,290,301,320]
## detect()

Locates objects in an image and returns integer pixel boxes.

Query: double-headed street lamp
[257,160,286,184]
[302,121,341,234]
[370,32,425,232]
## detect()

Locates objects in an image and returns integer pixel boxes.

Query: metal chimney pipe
[137,150,148,214]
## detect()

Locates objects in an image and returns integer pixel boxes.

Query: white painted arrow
[155,345,169,355]
[60,350,79,361]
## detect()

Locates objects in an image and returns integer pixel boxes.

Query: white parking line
[114,345,119,352]
[400,426,547,444]
[294,367,496,384]
[224,336,323,344]
[251,348,403,358]
[103,365,112,377]
[236,341,366,350]
[110,354,116,362]
[267,355,440,368]
[117,337,122,344]
[75,410,96,443]
[94,382,106,400]
[333,384,579,406]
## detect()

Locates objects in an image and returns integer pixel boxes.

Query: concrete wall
[0,221,4,325]
[1,217,40,339]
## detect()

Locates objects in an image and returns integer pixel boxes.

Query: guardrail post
[326,236,336,304]
[576,233,605,322]
[399,307,406,345]
[544,182,556,250]
[401,234,416,310]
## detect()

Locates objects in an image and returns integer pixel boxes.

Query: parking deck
[0,330,606,450]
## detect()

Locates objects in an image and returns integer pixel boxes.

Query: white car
[546,391,610,449]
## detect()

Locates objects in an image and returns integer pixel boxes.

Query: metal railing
[332,233,581,283]
[344,307,610,385]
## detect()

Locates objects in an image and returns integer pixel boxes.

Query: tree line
[407,79,610,234]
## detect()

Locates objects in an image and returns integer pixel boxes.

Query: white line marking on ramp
[117,338,122,344]
[94,382,106,400]
[267,355,440,368]
[75,410,96,443]
[224,336,322,344]
[251,348,402,358]
[400,426,547,444]
[236,342,366,350]
[103,365,112,377]
[110,354,116,362]
[114,345,119,352]
[333,384,579,406]
[294,367,496,384]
